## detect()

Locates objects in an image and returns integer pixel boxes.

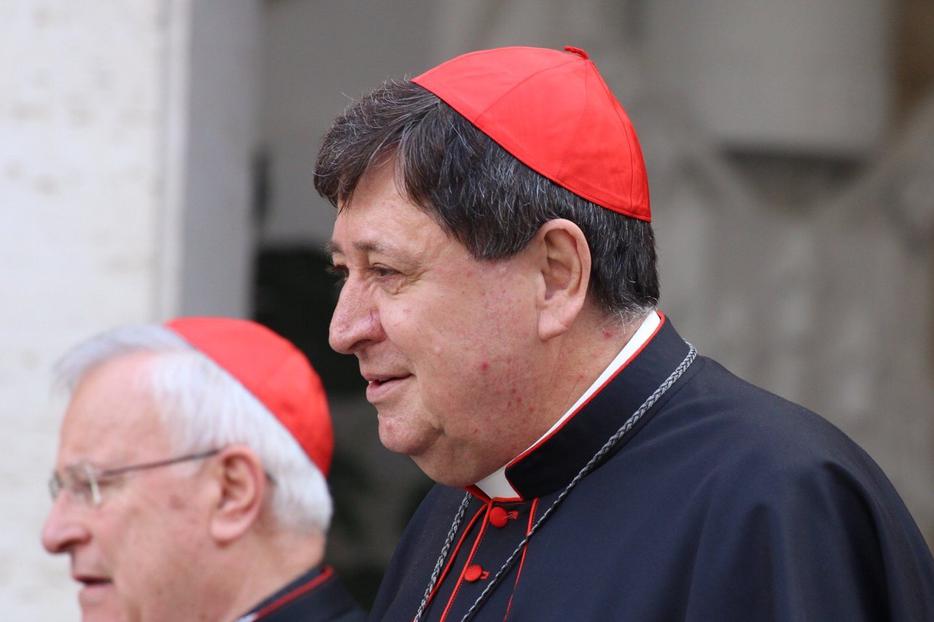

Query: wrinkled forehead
[329,163,459,253]
[57,351,172,466]
[334,156,407,211]
[336,156,456,234]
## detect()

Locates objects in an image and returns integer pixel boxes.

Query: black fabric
[505,320,692,499]
[370,319,934,621]
[243,564,366,622]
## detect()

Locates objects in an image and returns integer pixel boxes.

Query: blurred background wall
[2,0,931,618]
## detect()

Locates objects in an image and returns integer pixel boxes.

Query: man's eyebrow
[326,240,391,256]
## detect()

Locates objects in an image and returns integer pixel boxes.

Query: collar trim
[473,311,663,500]
[237,565,333,621]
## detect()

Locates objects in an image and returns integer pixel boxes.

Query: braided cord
[459,344,697,621]
[413,492,473,622]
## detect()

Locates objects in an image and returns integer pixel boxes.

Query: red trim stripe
[439,506,493,622]
[252,565,334,620]
[422,504,487,619]
[468,484,523,504]
[507,312,667,472]
[502,498,538,621]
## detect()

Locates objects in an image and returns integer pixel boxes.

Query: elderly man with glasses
[42,317,365,622]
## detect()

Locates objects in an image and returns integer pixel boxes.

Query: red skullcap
[166,317,333,476]
[413,45,650,221]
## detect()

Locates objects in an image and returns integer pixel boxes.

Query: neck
[547,312,643,417]
[507,309,646,462]
[471,309,649,495]
[205,529,326,621]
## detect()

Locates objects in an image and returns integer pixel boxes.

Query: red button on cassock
[464,564,485,582]
[489,506,510,528]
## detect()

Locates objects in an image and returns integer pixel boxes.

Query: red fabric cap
[413,45,650,221]
[166,317,333,476]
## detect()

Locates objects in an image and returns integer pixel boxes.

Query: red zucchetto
[414,45,650,221]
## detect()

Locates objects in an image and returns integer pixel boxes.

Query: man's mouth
[74,574,114,604]
[364,373,412,402]
[74,574,113,589]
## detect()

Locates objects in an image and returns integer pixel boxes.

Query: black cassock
[370,318,934,621]
[239,565,365,622]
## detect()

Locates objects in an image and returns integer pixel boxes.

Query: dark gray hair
[314,80,659,320]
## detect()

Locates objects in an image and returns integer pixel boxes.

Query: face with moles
[329,163,591,485]
[41,352,216,622]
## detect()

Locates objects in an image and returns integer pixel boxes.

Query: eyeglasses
[48,449,221,507]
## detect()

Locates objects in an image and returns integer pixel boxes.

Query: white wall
[0,2,168,618]
[0,1,260,618]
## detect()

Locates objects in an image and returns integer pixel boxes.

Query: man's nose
[329,280,383,355]
[41,496,90,554]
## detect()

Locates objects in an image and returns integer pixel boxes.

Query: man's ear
[532,219,591,340]
[207,445,267,544]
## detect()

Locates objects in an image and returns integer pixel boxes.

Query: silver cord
[412,343,697,621]
[413,492,473,622]
[460,344,697,621]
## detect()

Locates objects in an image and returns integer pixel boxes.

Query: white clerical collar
[474,310,662,500]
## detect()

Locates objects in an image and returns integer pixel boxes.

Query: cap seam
[417,51,648,220]
[261,350,328,466]
[471,56,583,134]
[553,63,593,185]
[169,324,325,471]
[595,70,639,214]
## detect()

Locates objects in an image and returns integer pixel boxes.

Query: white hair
[55,324,332,535]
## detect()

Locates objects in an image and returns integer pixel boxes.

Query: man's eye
[76,481,95,499]
[371,266,399,278]
[66,475,95,502]
[325,264,349,286]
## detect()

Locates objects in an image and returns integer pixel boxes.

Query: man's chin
[376,425,422,457]
[77,582,129,622]
[410,454,476,487]
[79,594,127,622]
[406,442,479,487]
[377,420,442,464]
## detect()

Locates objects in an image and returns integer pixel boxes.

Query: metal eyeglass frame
[48,448,222,507]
